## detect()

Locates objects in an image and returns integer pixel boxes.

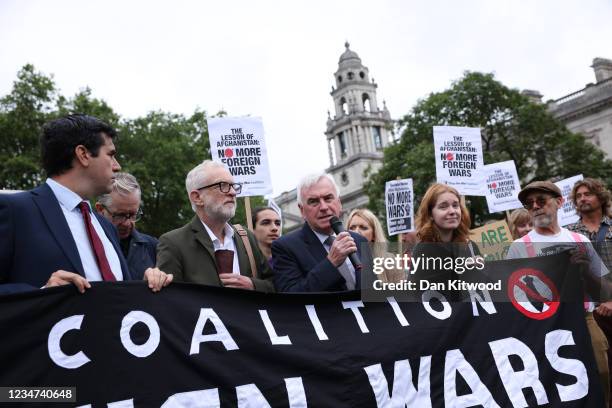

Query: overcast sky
[1,0,610,195]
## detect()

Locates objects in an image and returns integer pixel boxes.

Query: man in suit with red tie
[156,160,273,292]
[0,114,170,294]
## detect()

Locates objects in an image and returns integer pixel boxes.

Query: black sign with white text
[0,255,604,407]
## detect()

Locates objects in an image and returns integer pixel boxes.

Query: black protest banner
[0,255,604,407]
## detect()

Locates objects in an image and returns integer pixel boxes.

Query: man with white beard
[506,180,610,405]
[156,160,274,292]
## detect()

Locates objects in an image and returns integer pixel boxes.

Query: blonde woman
[346,208,405,283]
[508,208,533,239]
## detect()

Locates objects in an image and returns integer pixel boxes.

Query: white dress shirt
[201,221,240,275]
[313,229,356,282]
[46,179,123,281]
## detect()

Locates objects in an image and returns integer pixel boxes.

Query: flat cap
[518,180,562,204]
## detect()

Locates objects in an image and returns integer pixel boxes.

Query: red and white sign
[507,268,560,320]
[433,126,485,196]
[208,116,273,197]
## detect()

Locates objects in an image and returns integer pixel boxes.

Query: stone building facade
[547,58,612,158]
[275,43,394,231]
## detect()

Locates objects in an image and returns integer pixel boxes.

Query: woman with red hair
[415,183,473,244]
[412,183,481,298]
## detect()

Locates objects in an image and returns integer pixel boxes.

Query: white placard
[483,161,523,213]
[385,179,414,236]
[208,117,273,197]
[433,126,485,196]
[555,174,583,226]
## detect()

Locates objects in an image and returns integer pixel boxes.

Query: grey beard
[204,201,236,223]
[534,214,552,228]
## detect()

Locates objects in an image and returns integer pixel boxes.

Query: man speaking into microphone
[272,173,370,292]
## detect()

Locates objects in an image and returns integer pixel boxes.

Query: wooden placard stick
[245,196,253,231]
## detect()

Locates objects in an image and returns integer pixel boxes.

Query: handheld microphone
[329,216,362,270]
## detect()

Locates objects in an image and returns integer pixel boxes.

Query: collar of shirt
[201,221,235,251]
[313,230,335,247]
[572,216,612,237]
[46,178,87,212]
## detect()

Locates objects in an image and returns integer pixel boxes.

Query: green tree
[0,64,58,189]
[365,72,612,226]
[116,110,210,237]
[57,87,121,127]
[117,110,265,236]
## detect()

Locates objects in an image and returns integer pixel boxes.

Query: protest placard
[208,116,272,196]
[267,197,283,229]
[483,161,523,213]
[433,126,485,196]
[555,174,583,226]
[469,220,512,261]
[385,179,414,236]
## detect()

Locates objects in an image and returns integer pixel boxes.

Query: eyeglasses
[197,181,243,194]
[523,196,553,210]
[102,204,143,222]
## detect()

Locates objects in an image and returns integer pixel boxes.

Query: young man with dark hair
[0,114,170,294]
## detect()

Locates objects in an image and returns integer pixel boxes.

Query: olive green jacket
[156,216,274,292]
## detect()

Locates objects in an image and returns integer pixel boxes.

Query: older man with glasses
[507,180,611,405]
[156,160,274,292]
[95,172,158,280]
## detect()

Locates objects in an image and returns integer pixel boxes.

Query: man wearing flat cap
[507,180,611,405]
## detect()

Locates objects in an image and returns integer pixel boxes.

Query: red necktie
[215,249,234,276]
[78,201,116,281]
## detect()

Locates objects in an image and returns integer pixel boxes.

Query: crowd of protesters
[2,114,612,404]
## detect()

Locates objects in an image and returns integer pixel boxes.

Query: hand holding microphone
[329,216,362,270]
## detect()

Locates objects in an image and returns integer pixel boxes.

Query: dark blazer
[156,217,274,293]
[124,229,158,280]
[0,184,131,295]
[272,222,369,292]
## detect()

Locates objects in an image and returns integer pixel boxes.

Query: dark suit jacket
[124,229,158,280]
[272,222,369,292]
[156,217,274,293]
[0,184,131,295]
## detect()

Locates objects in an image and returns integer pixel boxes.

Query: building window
[585,128,602,147]
[373,126,382,150]
[338,132,347,158]
[329,139,337,166]
[362,93,371,112]
[359,71,365,79]
[341,171,349,186]
[340,97,348,115]
[337,75,342,83]
[347,72,354,80]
